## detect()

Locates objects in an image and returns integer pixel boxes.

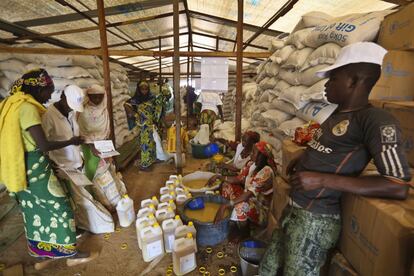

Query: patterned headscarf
[132,80,153,105]
[10,68,53,95]
[255,141,278,173]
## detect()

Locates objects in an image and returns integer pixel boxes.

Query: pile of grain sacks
[0,48,137,148]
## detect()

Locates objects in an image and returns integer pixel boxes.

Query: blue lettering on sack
[335,23,356,32]
[383,62,410,77]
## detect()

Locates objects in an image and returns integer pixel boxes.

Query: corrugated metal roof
[0,0,397,73]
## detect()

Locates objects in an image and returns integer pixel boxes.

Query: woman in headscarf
[209,141,277,227]
[0,69,96,269]
[78,84,110,180]
[125,80,162,171]
[216,131,261,174]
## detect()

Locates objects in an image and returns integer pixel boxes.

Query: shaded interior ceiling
[0,0,397,75]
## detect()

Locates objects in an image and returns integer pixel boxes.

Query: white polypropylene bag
[292,11,333,33]
[274,80,291,93]
[265,62,280,77]
[262,109,293,128]
[270,45,296,64]
[286,28,313,49]
[279,69,300,86]
[303,10,394,48]
[301,43,341,71]
[269,37,286,52]
[296,101,338,124]
[153,126,171,161]
[277,117,307,137]
[305,79,329,103]
[278,85,309,110]
[193,124,210,145]
[0,59,26,74]
[298,64,328,86]
[282,48,314,70]
[270,99,297,115]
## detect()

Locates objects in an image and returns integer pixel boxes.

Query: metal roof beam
[192,31,268,50]
[102,32,189,49]
[182,0,193,50]
[189,10,281,37]
[15,0,177,27]
[243,0,298,49]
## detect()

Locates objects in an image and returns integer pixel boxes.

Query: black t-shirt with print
[291,105,411,215]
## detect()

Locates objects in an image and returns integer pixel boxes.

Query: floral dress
[221,161,274,226]
[135,97,162,168]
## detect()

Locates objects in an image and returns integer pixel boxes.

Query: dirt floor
[0,155,242,276]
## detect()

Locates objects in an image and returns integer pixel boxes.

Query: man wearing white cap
[42,84,114,235]
[260,42,411,275]
[42,84,85,169]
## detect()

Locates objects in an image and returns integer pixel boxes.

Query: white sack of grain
[259,77,278,90]
[278,85,309,110]
[269,36,287,52]
[292,11,333,33]
[279,69,300,86]
[286,28,313,49]
[305,79,329,102]
[0,59,26,73]
[270,99,297,115]
[298,64,328,86]
[301,43,341,71]
[262,109,293,128]
[265,62,280,77]
[273,80,291,94]
[296,101,338,124]
[303,10,394,48]
[270,45,296,64]
[45,66,92,79]
[282,47,314,70]
[278,117,307,137]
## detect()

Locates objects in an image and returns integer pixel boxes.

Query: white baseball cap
[64,84,85,112]
[316,42,387,78]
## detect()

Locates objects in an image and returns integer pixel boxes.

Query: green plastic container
[190,142,209,159]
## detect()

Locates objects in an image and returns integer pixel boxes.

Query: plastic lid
[170,192,175,196]
[153,223,160,228]
[123,194,129,199]
[148,214,155,219]
[186,233,193,239]
[175,215,180,220]
[188,221,193,226]
[169,199,175,204]
[149,204,155,209]
[151,196,157,201]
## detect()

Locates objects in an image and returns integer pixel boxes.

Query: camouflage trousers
[259,206,341,276]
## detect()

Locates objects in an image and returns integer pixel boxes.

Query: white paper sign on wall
[201,57,228,92]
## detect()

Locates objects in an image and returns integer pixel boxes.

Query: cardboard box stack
[338,4,414,275]
[370,2,414,101]
[340,191,414,276]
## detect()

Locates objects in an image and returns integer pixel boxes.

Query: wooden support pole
[159,36,162,95]
[96,0,115,144]
[173,0,183,173]
[235,0,243,142]
[186,43,190,128]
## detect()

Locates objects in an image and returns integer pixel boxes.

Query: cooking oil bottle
[137,204,156,219]
[162,215,183,253]
[136,214,156,250]
[155,207,175,223]
[141,223,164,262]
[173,233,197,275]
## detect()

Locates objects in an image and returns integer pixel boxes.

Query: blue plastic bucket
[180,195,230,247]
